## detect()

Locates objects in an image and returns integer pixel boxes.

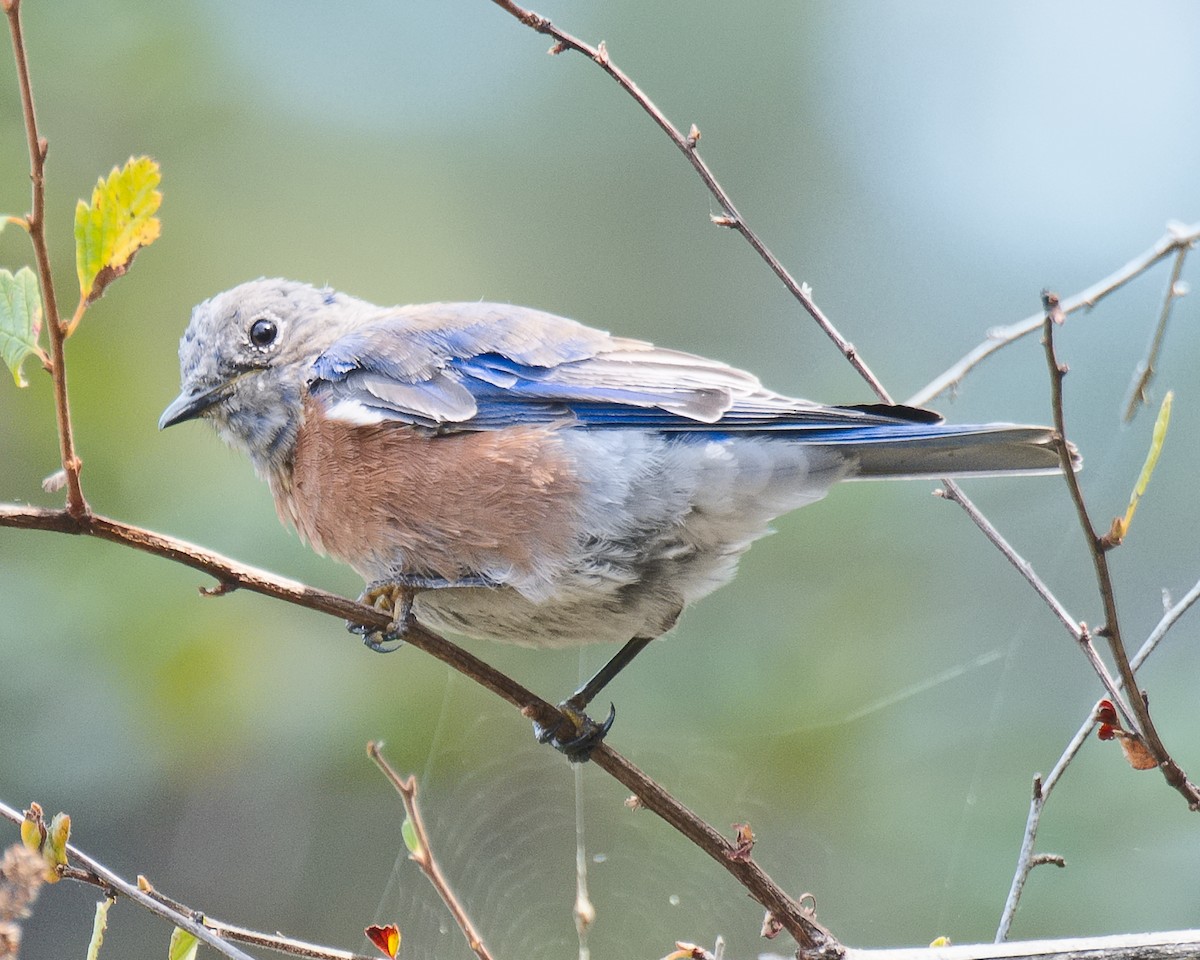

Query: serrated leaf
[0,266,44,386]
[86,898,114,960]
[400,815,421,857]
[168,927,199,960]
[74,156,161,307]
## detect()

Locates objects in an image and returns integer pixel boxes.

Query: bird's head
[159,278,377,476]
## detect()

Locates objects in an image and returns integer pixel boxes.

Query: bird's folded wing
[309,302,942,433]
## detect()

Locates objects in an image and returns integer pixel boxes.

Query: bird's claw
[346,580,414,653]
[533,701,616,763]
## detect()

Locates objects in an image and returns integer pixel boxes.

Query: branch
[843,929,1200,960]
[2,0,86,518]
[486,0,892,404]
[0,503,838,956]
[1040,293,1200,808]
[1122,241,1191,423]
[0,799,374,960]
[996,576,1200,940]
[908,220,1200,408]
[0,800,256,960]
[367,744,494,960]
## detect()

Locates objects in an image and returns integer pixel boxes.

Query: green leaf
[0,266,44,387]
[74,156,162,306]
[1111,390,1173,544]
[401,815,422,857]
[168,927,199,960]
[86,898,114,960]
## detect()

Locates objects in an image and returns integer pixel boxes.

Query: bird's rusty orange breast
[269,395,582,583]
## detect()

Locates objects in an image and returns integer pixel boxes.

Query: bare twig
[486,0,891,404]
[935,481,1137,730]
[1041,292,1200,808]
[137,880,375,960]
[908,220,1200,408]
[0,800,256,960]
[0,799,374,960]
[3,0,86,518]
[367,743,494,960]
[996,577,1200,940]
[1123,238,1192,423]
[936,481,1079,637]
[0,504,836,956]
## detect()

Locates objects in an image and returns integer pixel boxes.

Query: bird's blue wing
[309,302,944,435]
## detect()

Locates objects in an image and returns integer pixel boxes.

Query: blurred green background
[3,2,1199,957]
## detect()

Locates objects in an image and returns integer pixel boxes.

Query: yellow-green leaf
[168,927,199,960]
[20,806,45,852]
[86,898,114,960]
[1114,390,1172,544]
[0,266,45,387]
[42,811,71,882]
[74,156,162,306]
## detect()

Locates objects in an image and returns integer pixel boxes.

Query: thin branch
[0,503,837,957]
[367,743,494,960]
[844,929,1200,960]
[0,800,257,960]
[486,0,892,404]
[3,0,87,518]
[996,576,1200,940]
[0,799,375,960]
[1041,293,1200,807]
[908,220,1200,408]
[1123,240,1191,423]
[936,480,1079,637]
[935,480,1137,730]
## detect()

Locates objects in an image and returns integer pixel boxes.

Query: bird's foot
[533,699,616,763]
[348,580,416,653]
[347,574,499,652]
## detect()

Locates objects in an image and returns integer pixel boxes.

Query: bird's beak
[158,382,228,430]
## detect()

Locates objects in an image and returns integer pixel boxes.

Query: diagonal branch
[486,0,892,404]
[0,502,839,957]
[1122,240,1191,423]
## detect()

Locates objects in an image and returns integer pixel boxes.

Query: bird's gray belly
[411,431,850,647]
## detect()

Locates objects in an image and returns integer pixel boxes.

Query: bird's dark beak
[158,383,227,430]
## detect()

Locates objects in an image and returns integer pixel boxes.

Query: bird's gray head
[159,278,378,476]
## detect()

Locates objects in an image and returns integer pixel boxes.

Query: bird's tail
[828,422,1078,480]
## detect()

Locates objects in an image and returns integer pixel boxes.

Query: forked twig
[1041,292,1199,807]
[996,577,1200,940]
[908,220,1200,408]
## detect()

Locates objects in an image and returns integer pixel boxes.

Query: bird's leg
[534,636,655,762]
[347,574,497,653]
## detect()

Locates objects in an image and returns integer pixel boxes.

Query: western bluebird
[161,278,1073,757]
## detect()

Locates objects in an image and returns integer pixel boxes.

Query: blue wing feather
[308,303,949,438]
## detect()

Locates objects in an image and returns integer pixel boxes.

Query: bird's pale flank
[161,279,1072,755]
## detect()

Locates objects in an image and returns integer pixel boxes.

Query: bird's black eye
[249,316,278,348]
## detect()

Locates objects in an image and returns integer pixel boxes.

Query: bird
[160,278,1075,759]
